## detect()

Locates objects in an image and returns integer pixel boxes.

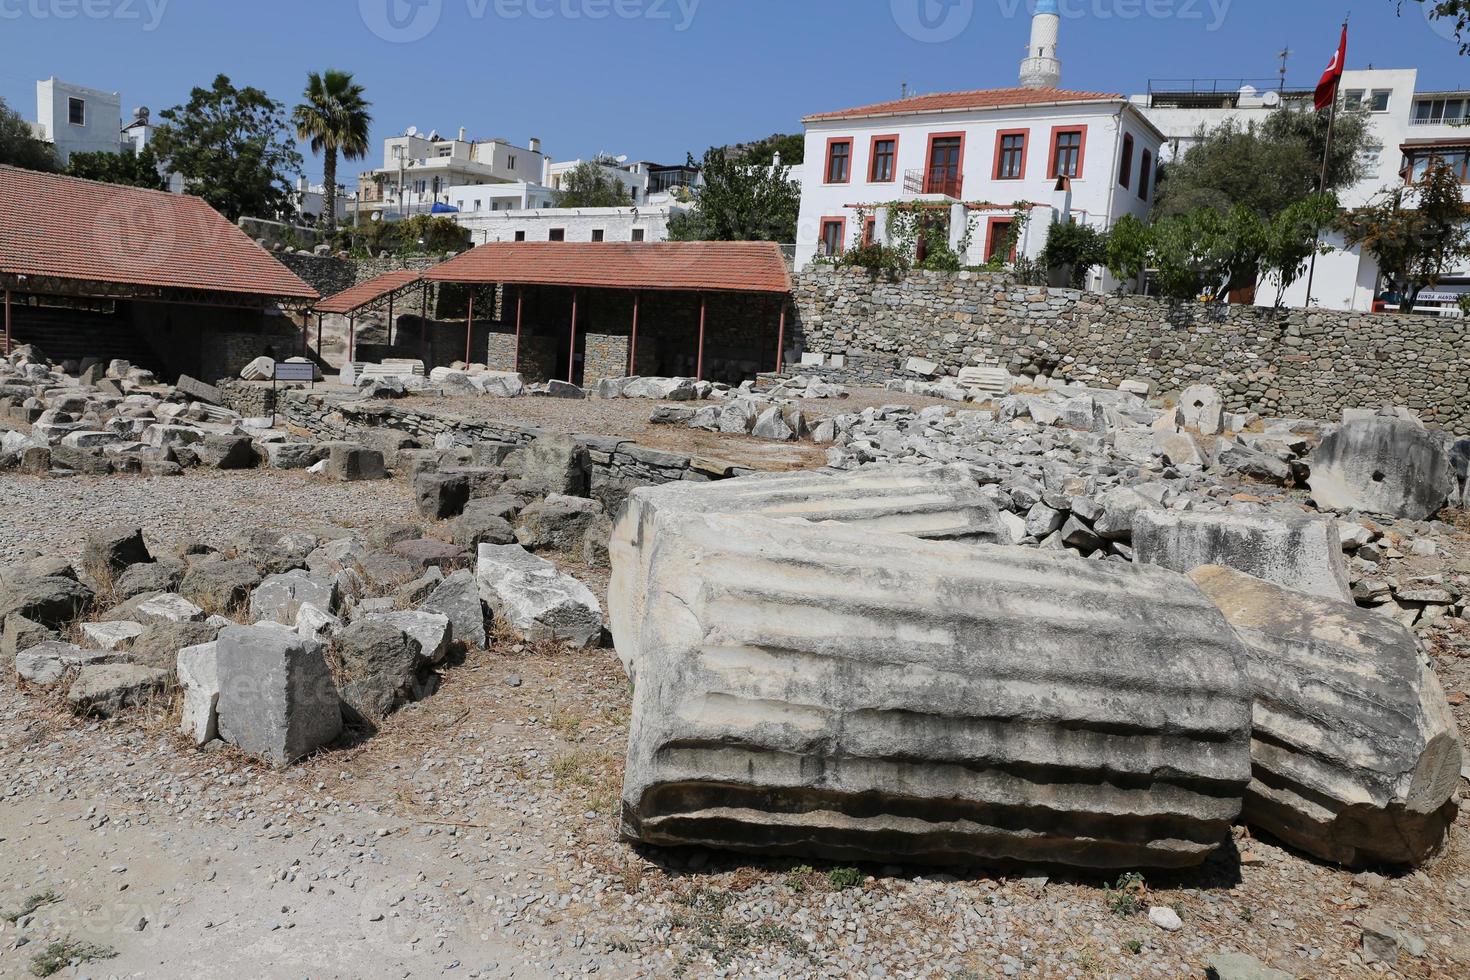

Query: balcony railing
[903,169,964,199]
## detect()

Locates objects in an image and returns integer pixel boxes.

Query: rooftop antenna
[1278,46,1291,92]
[901,80,908,99]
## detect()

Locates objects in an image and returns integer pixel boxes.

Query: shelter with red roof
[316,241,793,385]
[0,166,318,380]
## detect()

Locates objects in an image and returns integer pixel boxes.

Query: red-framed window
[1138,150,1153,201]
[1048,125,1087,179]
[819,216,847,256]
[824,137,853,184]
[924,132,966,197]
[869,135,899,183]
[985,217,1016,263]
[1118,133,1134,189]
[993,129,1028,180]
[862,215,878,246]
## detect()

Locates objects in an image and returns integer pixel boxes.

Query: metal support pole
[696,292,706,382]
[568,290,578,384]
[420,283,430,363]
[387,294,395,348]
[465,290,475,365]
[775,300,786,375]
[514,288,523,373]
[316,314,323,358]
[4,288,12,357]
[628,290,640,377]
[301,312,308,358]
[348,315,355,364]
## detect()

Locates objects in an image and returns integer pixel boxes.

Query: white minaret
[1019,0,1062,90]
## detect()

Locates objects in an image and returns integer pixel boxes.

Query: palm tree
[292,69,372,231]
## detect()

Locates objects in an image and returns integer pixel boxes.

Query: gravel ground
[0,470,414,564]
[2,623,1468,979]
[2,462,1469,978]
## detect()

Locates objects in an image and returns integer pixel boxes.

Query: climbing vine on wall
[822,201,1031,278]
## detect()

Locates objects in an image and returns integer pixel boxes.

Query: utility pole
[1278,47,1291,93]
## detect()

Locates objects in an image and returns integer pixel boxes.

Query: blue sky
[3,0,1469,182]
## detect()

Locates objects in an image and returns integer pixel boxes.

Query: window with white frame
[1414,97,1468,124]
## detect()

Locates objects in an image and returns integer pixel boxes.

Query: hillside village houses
[794,1,1165,290]
[1134,69,1470,315]
[354,129,699,244]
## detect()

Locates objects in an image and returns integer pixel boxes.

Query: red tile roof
[423,241,792,294]
[0,166,319,302]
[804,87,1125,122]
[316,269,423,315]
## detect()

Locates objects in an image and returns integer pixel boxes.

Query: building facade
[793,4,1164,284]
[32,78,137,164]
[1135,68,1470,313]
[454,204,686,245]
[358,128,546,214]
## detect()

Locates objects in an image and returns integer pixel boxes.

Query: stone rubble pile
[2,497,607,767]
[810,383,1470,631]
[0,345,404,481]
[609,404,1467,869]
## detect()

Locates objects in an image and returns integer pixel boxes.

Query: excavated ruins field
[2,369,1470,979]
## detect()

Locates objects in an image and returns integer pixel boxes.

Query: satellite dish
[615,154,629,163]
[1262,91,1282,108]
[406,125,419,137]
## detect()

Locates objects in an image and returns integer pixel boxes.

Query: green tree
[354,213,469,257]
[667,146,799,243]
[1105,214,1152,289]
[552,161,632,208]
[1154,109,1370,220]
[152,74,304,221]
[1040,222,1109,288]
[731,133,804,167]
[1340,162,1470,311]
[65,146,167,190]
[291,69,372,230]
[1148,206,1268,301]
[0,95,58,172]
[1260,194,1339,307]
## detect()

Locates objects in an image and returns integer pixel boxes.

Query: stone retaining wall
[276,390,749,501]
[792,267,1470,434]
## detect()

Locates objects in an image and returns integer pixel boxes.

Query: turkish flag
[1315,24,1348,111]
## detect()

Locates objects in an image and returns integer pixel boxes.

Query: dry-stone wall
[793,267,1470,434]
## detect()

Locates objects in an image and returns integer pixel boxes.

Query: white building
[31,77,142,164]
[359,127,546,215]
[1135,68,1470,313]
[454,204,687,245]
[545,156,646,204]
[794,1,1164,283]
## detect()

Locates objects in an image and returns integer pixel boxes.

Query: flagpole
[1304,16,1348,308]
